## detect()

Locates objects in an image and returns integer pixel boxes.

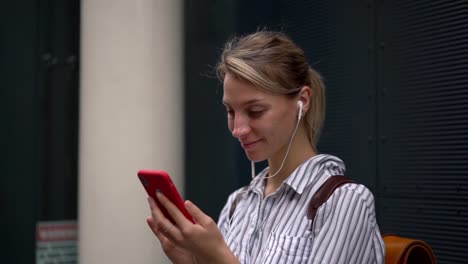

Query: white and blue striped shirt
[218,154,385,263]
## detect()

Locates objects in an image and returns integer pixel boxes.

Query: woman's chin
[245,151,267,163]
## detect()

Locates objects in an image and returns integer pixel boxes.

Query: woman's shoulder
[291,153,347,192]
[299,153,347,178]
[336,181,376,207]
[300,154,376,208]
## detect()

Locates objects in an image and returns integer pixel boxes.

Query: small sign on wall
[36,221,78,264]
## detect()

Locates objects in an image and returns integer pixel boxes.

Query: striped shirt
[218,154,385,263]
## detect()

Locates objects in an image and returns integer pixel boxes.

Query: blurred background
[1,0,467,263]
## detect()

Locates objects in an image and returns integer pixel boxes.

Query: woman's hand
[146,213,195,264]
[147,192,239,264]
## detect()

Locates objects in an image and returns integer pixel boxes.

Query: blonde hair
[216,31,326,152]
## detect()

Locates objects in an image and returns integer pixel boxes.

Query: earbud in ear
[297,101,303,121]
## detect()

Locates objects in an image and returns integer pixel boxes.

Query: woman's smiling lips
[241,139,261,150]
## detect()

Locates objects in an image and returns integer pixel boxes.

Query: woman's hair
[216,31,326,152]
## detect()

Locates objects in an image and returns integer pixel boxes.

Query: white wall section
[79,0,183,263]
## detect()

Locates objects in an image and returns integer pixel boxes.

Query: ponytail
[304,68,326,152]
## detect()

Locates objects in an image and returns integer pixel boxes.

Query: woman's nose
[231,116,250,138]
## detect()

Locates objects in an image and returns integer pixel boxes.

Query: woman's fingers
[147,197,166,224]
[151,195,228,261]
[156,191,192,228]
[153,192,193,241]
[146,216,158,236]
[185,200,211,227]
[148,196,182,241]
[147,216,167,241]
[147,216,181,254]
[147,215,168,239]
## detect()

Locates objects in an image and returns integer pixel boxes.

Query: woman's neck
[264,129,316,196]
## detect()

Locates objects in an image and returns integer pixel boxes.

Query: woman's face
[222,73,298,162]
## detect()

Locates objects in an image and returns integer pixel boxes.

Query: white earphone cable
[251,101,303,179]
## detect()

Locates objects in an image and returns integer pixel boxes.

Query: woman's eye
[248,110,264,118]
[226,110,234,119]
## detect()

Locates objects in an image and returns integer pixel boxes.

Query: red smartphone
[138,170,195,224]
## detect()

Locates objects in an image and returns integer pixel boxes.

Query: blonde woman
[147,31,385,264]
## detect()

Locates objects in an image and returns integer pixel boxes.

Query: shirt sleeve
[308,184,385,264]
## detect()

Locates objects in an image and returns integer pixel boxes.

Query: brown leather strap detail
[307,175,354,220]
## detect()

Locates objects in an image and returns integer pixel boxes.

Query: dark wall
[278,0,378,191]
[1,2,41,263]
[185,1,468,263]
[1,1,79,262]
[377,1,468,263]
[184,0,240,219]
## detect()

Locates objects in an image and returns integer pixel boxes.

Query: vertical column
[79,0,183,263]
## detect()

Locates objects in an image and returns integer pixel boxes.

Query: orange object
[382,234,437,264]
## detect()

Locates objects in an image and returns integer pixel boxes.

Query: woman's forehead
[223,75,266,101]
[222,73,291,107]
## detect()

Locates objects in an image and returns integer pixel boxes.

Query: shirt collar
[248,154,346,195]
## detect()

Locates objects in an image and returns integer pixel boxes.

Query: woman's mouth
[241,139,261,150]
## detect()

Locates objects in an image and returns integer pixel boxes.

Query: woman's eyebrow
[243,99,264,106]
[223,98,265,107]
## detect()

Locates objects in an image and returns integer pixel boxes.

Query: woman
[146,31,385,263]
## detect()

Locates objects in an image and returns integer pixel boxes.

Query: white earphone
[297,101,303,121]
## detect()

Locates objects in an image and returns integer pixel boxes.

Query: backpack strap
[307,175,354,221]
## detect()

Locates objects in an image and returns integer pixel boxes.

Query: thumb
[185,200,207,225]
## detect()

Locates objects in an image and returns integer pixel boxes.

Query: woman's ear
[298,86,312,113]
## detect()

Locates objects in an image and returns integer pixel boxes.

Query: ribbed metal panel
[281,1,351,160]
[279,0,377,189]
[379,0,468,263]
